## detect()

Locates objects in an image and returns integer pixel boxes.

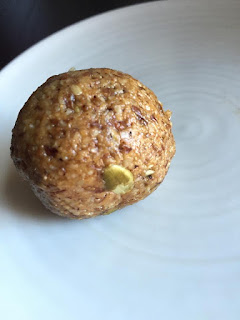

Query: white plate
[1,0,240,319]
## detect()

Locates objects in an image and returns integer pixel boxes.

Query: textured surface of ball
[11,68,175,219]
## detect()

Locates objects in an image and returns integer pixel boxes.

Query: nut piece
[103,165,134,195]
[71,84,82,95]
[165,110,172,120]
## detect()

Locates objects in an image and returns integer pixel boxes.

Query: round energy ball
[11,68,175,219]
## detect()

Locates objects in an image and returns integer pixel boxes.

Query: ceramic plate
[1,0,240,319]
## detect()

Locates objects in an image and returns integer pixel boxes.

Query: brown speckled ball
[11,68,175,219]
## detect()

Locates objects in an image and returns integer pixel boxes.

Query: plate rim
[0,0,164,77]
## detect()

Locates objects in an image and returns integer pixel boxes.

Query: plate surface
[1,0,240,319]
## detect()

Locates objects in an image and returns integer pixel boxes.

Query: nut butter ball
[11,68,175,219]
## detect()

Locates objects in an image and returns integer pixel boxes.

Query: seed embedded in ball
[103,165,134,195]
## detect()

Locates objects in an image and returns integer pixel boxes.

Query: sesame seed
[146,170,155,176]
[66,108,73,115]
